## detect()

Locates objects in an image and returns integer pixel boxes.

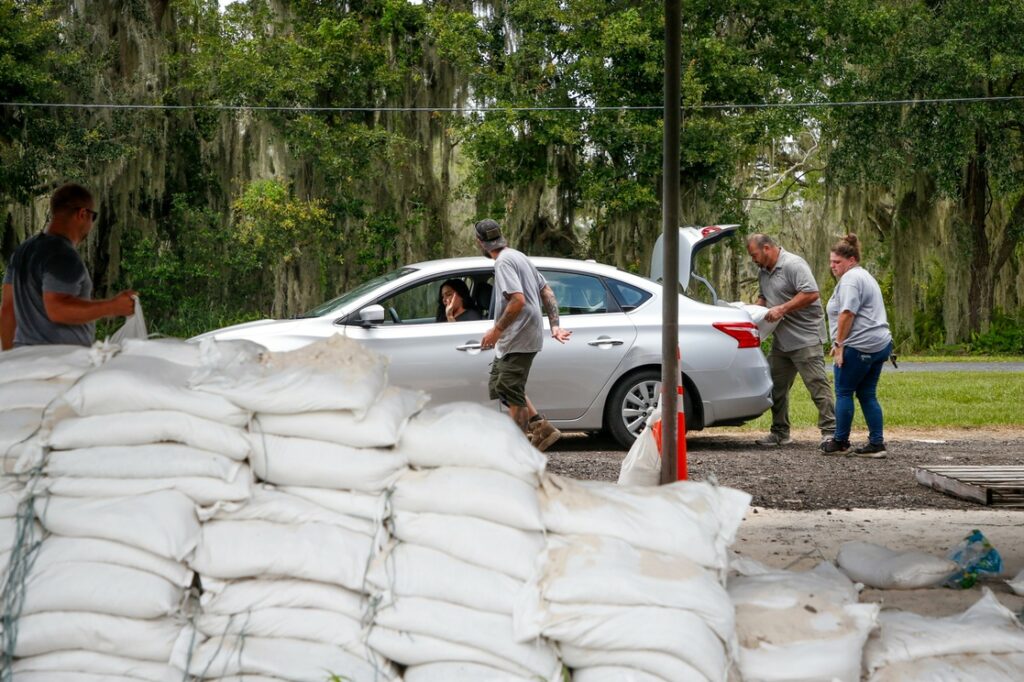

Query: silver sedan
[196,238,772,448]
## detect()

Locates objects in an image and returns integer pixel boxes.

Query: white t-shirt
[826,266,892,353]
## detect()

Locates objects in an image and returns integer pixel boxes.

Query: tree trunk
[964,130,991,335]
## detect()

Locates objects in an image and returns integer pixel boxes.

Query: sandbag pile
[863,588,1024,682]
[727,559,879,682]
[516,474,750,682]
[368,402,563,681]
[3,339,258,679]
[0,344,98,473]
[178,335,405,682]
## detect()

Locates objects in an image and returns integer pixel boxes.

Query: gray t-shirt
[3,232,95,347]
[758,248,825,352]
[826,266,891,354]
[492,247,546,358]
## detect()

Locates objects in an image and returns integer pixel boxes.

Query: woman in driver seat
[436,279,483,322]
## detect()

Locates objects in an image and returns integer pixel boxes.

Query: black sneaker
[853,442,887,458]
[820,438,851,455]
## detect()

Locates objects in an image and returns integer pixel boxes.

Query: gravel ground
[544,427,1024,510]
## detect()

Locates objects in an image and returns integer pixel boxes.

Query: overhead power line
[1,95,1024,113]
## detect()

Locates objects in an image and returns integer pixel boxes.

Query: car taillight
[712,321,761,348]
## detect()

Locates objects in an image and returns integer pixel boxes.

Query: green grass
[740,371,1024,431]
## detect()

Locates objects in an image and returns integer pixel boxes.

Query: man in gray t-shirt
[747,233,835,446]
[475,219,571,448]
[1,183,136,350]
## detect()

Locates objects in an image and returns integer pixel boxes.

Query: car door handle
[456,342,484,351]
[587,337,625,346]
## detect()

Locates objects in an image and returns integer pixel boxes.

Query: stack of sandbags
[0,344,97,472]
[727,559,879,682]
[180,335,404,682]
[367,402,563,682]
[518,474,750,681]
[863,588,1024,681]
[4,339,259,677]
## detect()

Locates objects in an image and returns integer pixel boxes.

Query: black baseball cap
[474,219,507,249]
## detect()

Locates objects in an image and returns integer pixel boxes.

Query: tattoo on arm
[541,286,560,328]
[495,306,517,332]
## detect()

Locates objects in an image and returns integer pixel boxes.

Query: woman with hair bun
[821,234,893,458]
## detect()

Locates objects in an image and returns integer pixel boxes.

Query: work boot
[820,437,851,455]
[528,416,561,452]
[756,433,793,447]
[853,442,887,458]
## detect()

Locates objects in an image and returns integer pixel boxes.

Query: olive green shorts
[488,352,536,407]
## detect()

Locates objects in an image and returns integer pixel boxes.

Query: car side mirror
[358,304,385,327]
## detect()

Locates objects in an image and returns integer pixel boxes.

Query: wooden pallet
[915,465,1024,507]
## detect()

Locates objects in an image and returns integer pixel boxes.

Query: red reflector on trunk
[712,321,761,348]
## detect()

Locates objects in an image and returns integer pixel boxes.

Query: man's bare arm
[43,290,136,326]
[540,285,561,328]
[494,293,525,331]
[1,283,15,350]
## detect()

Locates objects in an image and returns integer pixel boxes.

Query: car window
[606,279,653,311]
[304,267,415,317]
[376,272,492,325]
[541,270,616,315]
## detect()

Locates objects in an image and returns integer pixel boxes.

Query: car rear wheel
[606,369,695,450]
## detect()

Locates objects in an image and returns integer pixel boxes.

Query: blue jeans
[834,341,892,445]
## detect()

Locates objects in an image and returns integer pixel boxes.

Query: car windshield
[302,267,416,318]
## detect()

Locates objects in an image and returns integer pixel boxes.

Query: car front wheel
[606,369,695,450]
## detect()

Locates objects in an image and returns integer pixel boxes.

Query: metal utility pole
[659,0,681,485]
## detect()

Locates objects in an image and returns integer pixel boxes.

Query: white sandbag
[22,561,183,618]
[1006,568,1024,596]
[31,535,193,587]
[0,517,42,554]
[11,650,183,682]
[206,677,284,682]
[279,485,384,521]
[0,378,70,409]
[0,477,23,516]
[35,490,199,561]
[837,540,958,589]
[559,645,704,682]
[189,334,388,416]
[43,444,243,481]
[373,596,562,680]
[617,415,660,487]
[0,407,42,457]
[60,354,249,426]
[540,474,750,570]
[254,386,427,448]
[11,673,153,682]
[190,519,371,589]
[392,467,543,531]
[178,634,395,682]
[120,337,203,366]
[109,296,147,344]
[726,301,780,339]
[199,578,365,620]
[728,561,859,610]
[516,534,734,642]
[395,402,545,482]
[863,588,1024,672]
[525,602,727,682]
[405,662,542,682]
[389,511,544,581]
[735,600,879,682]
[198,485,375,536]
[37,471,253,506]
[248,432,406,492]
[0,344,94,384]
[14,611,183,660]
[46,410,251,461]
[868,653,1024,682]
[573,668,666,682]
[367,626,542,680]
[196,607,362,647]
[368,541,521,614]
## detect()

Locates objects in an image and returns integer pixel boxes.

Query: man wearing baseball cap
[475,218,572,450]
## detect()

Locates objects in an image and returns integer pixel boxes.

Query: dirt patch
[544,427,1024,511]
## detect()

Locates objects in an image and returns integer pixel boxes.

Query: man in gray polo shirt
[747,233,835,446]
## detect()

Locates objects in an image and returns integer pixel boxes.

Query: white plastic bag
[837,540,957,589]
[617,407,661,487]
[109,296,147,344]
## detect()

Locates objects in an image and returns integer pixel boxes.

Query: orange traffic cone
[651,381,687,481]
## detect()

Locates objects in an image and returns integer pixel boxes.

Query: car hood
[190,317,314,344]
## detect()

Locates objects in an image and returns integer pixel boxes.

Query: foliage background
[1,0,1023,352]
